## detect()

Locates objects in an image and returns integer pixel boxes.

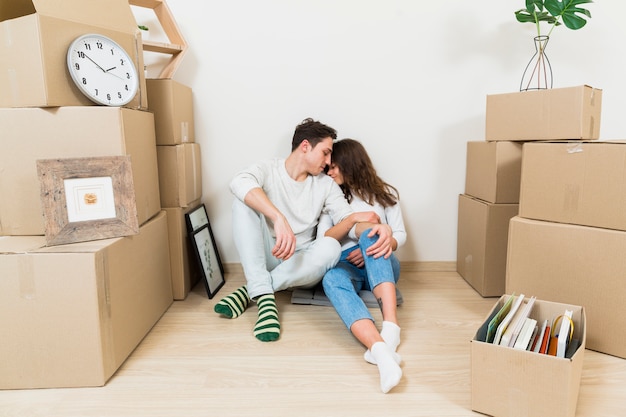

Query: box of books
[506,216,626,358]
[471,294,586,417]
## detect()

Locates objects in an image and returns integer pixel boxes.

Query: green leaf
[515,9,558,25]
[525,0,545,13]
[544,0,593,30]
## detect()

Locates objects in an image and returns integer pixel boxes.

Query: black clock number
[107,93,112,101]
[96,41,103,50]
[120,58,126,66]
[95,89,99,96]
[82,77,87,85]
[77,51,85,59]
[84,42,91,51]
[74,63,80,71]
[118,92,122,99]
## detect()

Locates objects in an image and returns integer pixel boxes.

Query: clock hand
[83,53,106,72]
[105,71,126,81]
[105,67,117,72]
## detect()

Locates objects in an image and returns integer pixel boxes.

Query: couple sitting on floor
[214,118,406,394]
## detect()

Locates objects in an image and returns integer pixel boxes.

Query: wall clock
[66,34,139,106]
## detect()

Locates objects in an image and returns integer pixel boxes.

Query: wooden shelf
[130,0,187,79]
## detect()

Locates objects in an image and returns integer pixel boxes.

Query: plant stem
[546,21,558,38]
[534,11,541,36]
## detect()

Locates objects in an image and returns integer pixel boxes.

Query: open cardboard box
[0,0,147,108]
[507,215,626,359]
[471,295,586,417]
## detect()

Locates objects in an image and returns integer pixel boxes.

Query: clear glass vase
[520,35,552,91]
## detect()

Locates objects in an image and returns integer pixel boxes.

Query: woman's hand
[364,224,394,259]
[346,247,365,268]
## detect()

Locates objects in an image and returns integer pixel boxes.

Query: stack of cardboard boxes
[469,85,602,417]
[148,78,202,300]
[457,85,602,298]
[0,0,183,389]
[507,143,626,359]
[457,140,522,297]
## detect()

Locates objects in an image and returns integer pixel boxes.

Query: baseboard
[399,261,457,272]
[223,261,456,274]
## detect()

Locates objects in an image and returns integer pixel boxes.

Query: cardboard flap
[1,0,138,33]
[0,236,46,254]
[0,0,36,22]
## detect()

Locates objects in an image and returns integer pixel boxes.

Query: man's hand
[242,188,296,261]
[271,214,296,260]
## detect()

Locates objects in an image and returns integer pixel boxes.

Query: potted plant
[138,25,149,40]
[514,0,593,91]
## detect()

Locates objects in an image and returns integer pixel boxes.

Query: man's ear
[300,139,310,152]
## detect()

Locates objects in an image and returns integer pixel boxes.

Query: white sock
[381,321,401,351]
[364,321,401,365]
[371,342,402,393]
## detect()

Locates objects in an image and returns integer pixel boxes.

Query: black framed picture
[185,204,225,299]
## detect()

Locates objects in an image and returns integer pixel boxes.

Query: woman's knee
[358,228,378,248]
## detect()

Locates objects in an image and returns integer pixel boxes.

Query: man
[214,118,391,342]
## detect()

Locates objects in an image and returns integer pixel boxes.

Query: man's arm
[243,187,296,261]
[323,211,380,241]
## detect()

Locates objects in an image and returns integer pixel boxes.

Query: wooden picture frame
[36,155,139,246]
[185,204,225,299]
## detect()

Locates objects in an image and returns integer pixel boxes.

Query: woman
[317,138,406,393]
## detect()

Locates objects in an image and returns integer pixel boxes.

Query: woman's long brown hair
[330,139,399,208]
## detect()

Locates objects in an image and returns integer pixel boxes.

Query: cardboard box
[465,141,523,203]
[471,295,586,417]
[485,85,602,141]
[0,107,161,236]
[520,141,626,232]
[157,143,202,208]
[506,216,626,359]
[0,211,173,389]
[147,79,195,145]
[456,194,518,297]
[164,202,201,300]
[0,0,147,109]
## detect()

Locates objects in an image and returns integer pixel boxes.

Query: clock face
[66,34,139,106]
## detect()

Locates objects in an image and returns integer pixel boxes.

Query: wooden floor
[2,269,625,416]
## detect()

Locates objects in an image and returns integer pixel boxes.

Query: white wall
[134,1,626,264]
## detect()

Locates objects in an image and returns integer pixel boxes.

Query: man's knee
[316,236,342,266]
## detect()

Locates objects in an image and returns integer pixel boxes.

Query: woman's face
[326,162,344,185]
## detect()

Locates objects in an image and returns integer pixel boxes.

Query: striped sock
[253,294,280,342]
[214,286,250,318]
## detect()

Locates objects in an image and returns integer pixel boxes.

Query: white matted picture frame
[36,155,139,246]
[185,204,225,299]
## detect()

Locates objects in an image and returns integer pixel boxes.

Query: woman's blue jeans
[322,229,400,330]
